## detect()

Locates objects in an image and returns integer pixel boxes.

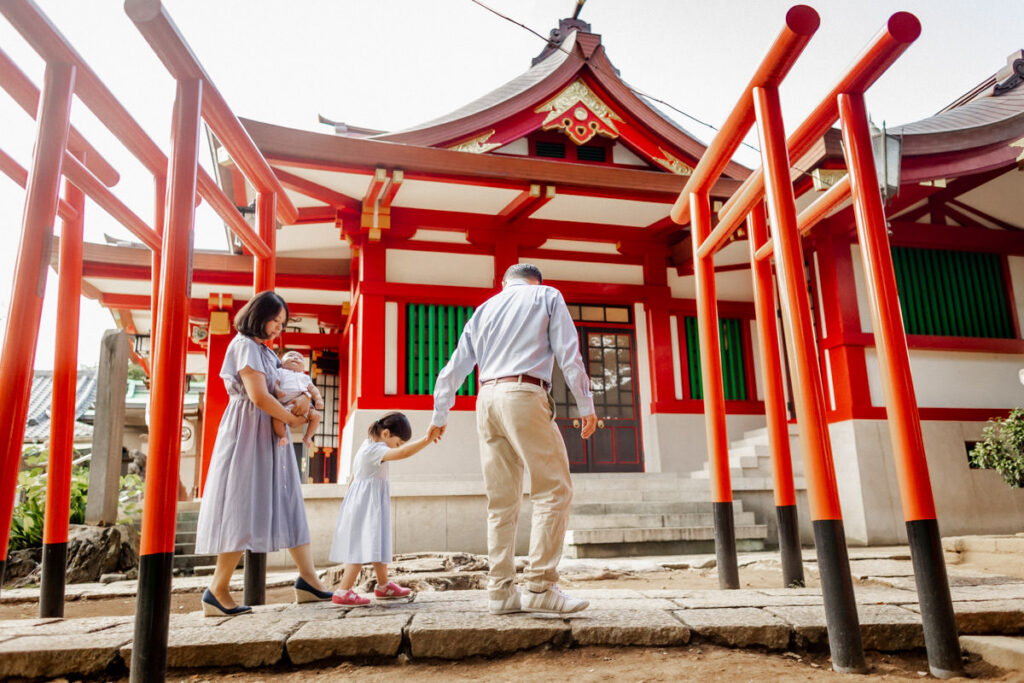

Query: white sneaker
[522,585,589,614]
[488,585,522,614]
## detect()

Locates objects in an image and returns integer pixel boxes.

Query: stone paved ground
[0,546,1021,679]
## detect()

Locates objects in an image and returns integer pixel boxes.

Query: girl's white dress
[329,438,391,564]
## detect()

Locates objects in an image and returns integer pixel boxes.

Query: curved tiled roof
[24,371,98,443]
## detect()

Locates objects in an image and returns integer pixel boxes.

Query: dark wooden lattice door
[553,327,643,473]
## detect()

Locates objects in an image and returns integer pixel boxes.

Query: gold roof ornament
[535,79,623,145]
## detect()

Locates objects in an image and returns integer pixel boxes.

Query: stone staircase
[688,424,805,490]
[563,473,768,558]
[173,503,219,576]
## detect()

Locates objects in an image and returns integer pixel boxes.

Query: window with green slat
[891,247,1013,339]
[683,316,749,400]
[405,304,477,395]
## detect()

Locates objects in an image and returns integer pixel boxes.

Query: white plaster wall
[850,243,874,334]
[525,257,643,285]
[749,319,765,402]
[634,303,660,472]
[538,239,620,254]
[386,249,493,288]
[865,348,1024,409]
[665,269,753,302]
[384,302,398,394]
[829,418,1024,545]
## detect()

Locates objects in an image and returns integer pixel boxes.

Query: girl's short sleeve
[220,336,268,382]
[365,441,389,467]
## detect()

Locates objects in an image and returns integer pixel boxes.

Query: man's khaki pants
[476,381,572,599]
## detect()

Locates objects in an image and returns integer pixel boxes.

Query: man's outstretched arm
[431,325,478,431]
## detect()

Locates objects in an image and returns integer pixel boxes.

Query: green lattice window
[891,247,1014,339]
[683,317,749,400]
[405,304,477,395]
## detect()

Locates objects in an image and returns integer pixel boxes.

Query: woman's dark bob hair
[234,291,289,340]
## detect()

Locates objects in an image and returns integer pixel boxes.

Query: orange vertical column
[0,62,76,587]
[747,203,804,588]
[753,84,864,673]
[838,92,962,679]
[39,169,85,617]
[131,78,203,683]
[690,190,739,590]
[198,301,231,495]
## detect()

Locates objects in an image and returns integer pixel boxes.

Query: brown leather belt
[481,374,550,390]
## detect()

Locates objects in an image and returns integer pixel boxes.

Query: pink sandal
[374,581,412,599]
[331,589,370,606]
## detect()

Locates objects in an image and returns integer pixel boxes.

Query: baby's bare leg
[303,409,321,448]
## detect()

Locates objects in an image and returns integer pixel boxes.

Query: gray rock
[905,600,1024,635]
[0,631,130,679]
[408,612,569,659]
[567,609,690,646]
[100,573,127,584]
[673,589,821,609]
[120,617,297,669]
[287,615,408,664]
[675,607,790,649]
[766,604,925,650]
[3,548,41,582]
[64,524,139,584]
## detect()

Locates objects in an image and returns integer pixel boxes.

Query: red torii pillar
[39,166,85,617]
[0,62,76,587]
[131,77,203,683]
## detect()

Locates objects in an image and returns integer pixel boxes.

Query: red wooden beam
[670,5,820,225]
[0,146,79,221]
[124,0,298,224]
[274,166,360,214]
[0,45,118,186]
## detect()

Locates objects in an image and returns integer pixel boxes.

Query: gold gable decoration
[535,79,623,145]
[448,129,502,154]
[653,147,694,176]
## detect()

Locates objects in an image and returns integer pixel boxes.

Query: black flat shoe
[294,575,333,603]
[201,589,252,617]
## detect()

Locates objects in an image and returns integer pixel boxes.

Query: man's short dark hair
[234,290,289,339]
[503,263,543,285]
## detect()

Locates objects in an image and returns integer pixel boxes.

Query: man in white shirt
[431,263,597,615]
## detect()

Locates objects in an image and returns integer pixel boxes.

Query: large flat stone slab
[0,630,131,679]
[585,598,678,611]
[905,600,1024,635]
[766,604,924,650]
[674,608,790,649]
[408,612,569,659]
[412,590,486,604]
[672,589,821,609]
[960,635,1024,671]
[287,615,408,664]
[567,610,689,647]
[120,616,301,669]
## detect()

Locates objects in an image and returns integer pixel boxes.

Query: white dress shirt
[431,280,594,426]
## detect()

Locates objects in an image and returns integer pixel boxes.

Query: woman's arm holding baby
[240,366,307,426]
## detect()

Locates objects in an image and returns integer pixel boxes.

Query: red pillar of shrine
[198,301,231,495]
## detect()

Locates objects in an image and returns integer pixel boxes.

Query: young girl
[329,412,438,605]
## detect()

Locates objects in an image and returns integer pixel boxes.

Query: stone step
[572,487,711,504]
[568,511,758,529]
[565,524,768,546]
[174,542,196,555]
[563,525,768,558]
[959,635,1024,672]
[175,530,197,545]
[570,475,687,491]
[172,553,220,570]
[570,500,746,515]
[176,510,200,523]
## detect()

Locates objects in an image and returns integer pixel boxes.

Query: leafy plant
[118,473,144,522]
[969,407,1024,488]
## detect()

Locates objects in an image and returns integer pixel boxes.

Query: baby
[273,350,323,448]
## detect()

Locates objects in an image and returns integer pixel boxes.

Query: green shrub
[969,408,1024,488]
[8,448,145,551]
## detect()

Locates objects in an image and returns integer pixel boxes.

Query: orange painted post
[40,169,85,617]
[199,308,230,495]
[0,62,76,587]
[690,191,739,589]
[131,78,202,683]
[754,84,865,673]
[151,176,165,377]
[746,202,804,588]
[838,92,963,679]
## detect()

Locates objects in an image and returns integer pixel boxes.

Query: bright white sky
[0,0,1021,369]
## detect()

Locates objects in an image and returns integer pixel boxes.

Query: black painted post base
[712,501,739,589]
[40,542,68,617]
[907,519,964,679]
[776,505,804,588]
[130,552,174,683]
[812,519,866,674]
[244,551,266,606]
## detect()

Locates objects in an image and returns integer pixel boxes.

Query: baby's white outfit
[277,368,313,407]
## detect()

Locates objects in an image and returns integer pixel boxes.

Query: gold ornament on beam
[535,79,623,145]
[448,129,502,154]
[653,147,694,176]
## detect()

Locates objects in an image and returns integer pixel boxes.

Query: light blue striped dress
[329,439,391,564]
[194,334,311,554]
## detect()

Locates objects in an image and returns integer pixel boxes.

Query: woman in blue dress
[195,291,333,616]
